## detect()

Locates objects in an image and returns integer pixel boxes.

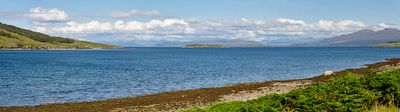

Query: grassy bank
[185,67,400,111]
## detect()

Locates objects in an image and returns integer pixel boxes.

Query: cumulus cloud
[55,21,113,33]
[39,19,191,35]
[309,20,365,32]
[275,18,306,26]
[36,18,369,42]
[28,7,69,25]
[114,19,188,31]
[371,23,396,31]
[109,9,160,18]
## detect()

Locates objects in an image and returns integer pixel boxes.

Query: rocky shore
[1,58,400,112]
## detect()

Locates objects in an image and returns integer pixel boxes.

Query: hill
[0,22,119,49]
[194,39,265,47]
[183,44,228,48]
[171,39,264,48]
[317,28,400,46]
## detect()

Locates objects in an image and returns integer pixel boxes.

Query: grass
[184,68,400,112]
[0,25,119,49]
[61,40,119,49]
[369,105,400,112]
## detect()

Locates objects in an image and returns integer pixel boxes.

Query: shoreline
[0,47,120,51]
[1,58,400,112]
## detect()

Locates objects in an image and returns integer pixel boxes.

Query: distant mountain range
[126,28,400,47]
[181,39,265,47]
[113,39,265,47]
[314,28,400,46]
[0,22,118,49]
[103,27,400,47]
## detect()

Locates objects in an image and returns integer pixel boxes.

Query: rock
[324,70,334,76]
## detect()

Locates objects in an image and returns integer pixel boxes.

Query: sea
[1,47,400,106]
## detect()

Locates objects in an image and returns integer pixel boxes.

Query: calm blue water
[1,47,400,106]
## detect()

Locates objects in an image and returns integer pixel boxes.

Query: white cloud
[114,19,188,31]
[36,18,370,42]
[28,7,69,24]
[109,9,160,18]
[371,23,396,31]
[39,19,191,35]
[336,20,365,30]
[276,18,306,26]
[52,21,112,33]
[309,20,365,32]
[310,20,336,31]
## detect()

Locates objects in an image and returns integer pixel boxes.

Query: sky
[0,0,399,46]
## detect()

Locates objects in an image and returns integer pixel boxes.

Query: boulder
[324,70,334,76]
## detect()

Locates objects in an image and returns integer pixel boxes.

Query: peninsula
[376,41,400,47]
[0,22,118,50]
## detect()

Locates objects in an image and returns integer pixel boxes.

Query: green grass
[185,69,400,112]
[369,105,400,112]
[0,23,119,49]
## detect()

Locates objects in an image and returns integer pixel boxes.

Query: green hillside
[0,22,119,49]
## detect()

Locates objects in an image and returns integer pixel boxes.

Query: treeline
[0,22,74,43]
[0,30,14,38]
[186,69,400,112]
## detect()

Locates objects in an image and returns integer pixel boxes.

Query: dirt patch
[220,80,312,102]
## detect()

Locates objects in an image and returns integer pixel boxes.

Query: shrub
[185,69,400,112]
[363,70,400,106]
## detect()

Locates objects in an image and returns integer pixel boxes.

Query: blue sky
[0,0,399,46]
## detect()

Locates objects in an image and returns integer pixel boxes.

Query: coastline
[0,47,120,51]
[1,58,400,112]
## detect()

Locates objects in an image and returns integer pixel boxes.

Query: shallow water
[1,47,400,106]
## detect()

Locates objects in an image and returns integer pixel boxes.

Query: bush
[363,70,400,106]
[286,73,375,112]
[185,69,400,112]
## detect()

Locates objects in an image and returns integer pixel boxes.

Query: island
[0,22,119,50]
[183,44,229,48]
[376,41,400,47]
